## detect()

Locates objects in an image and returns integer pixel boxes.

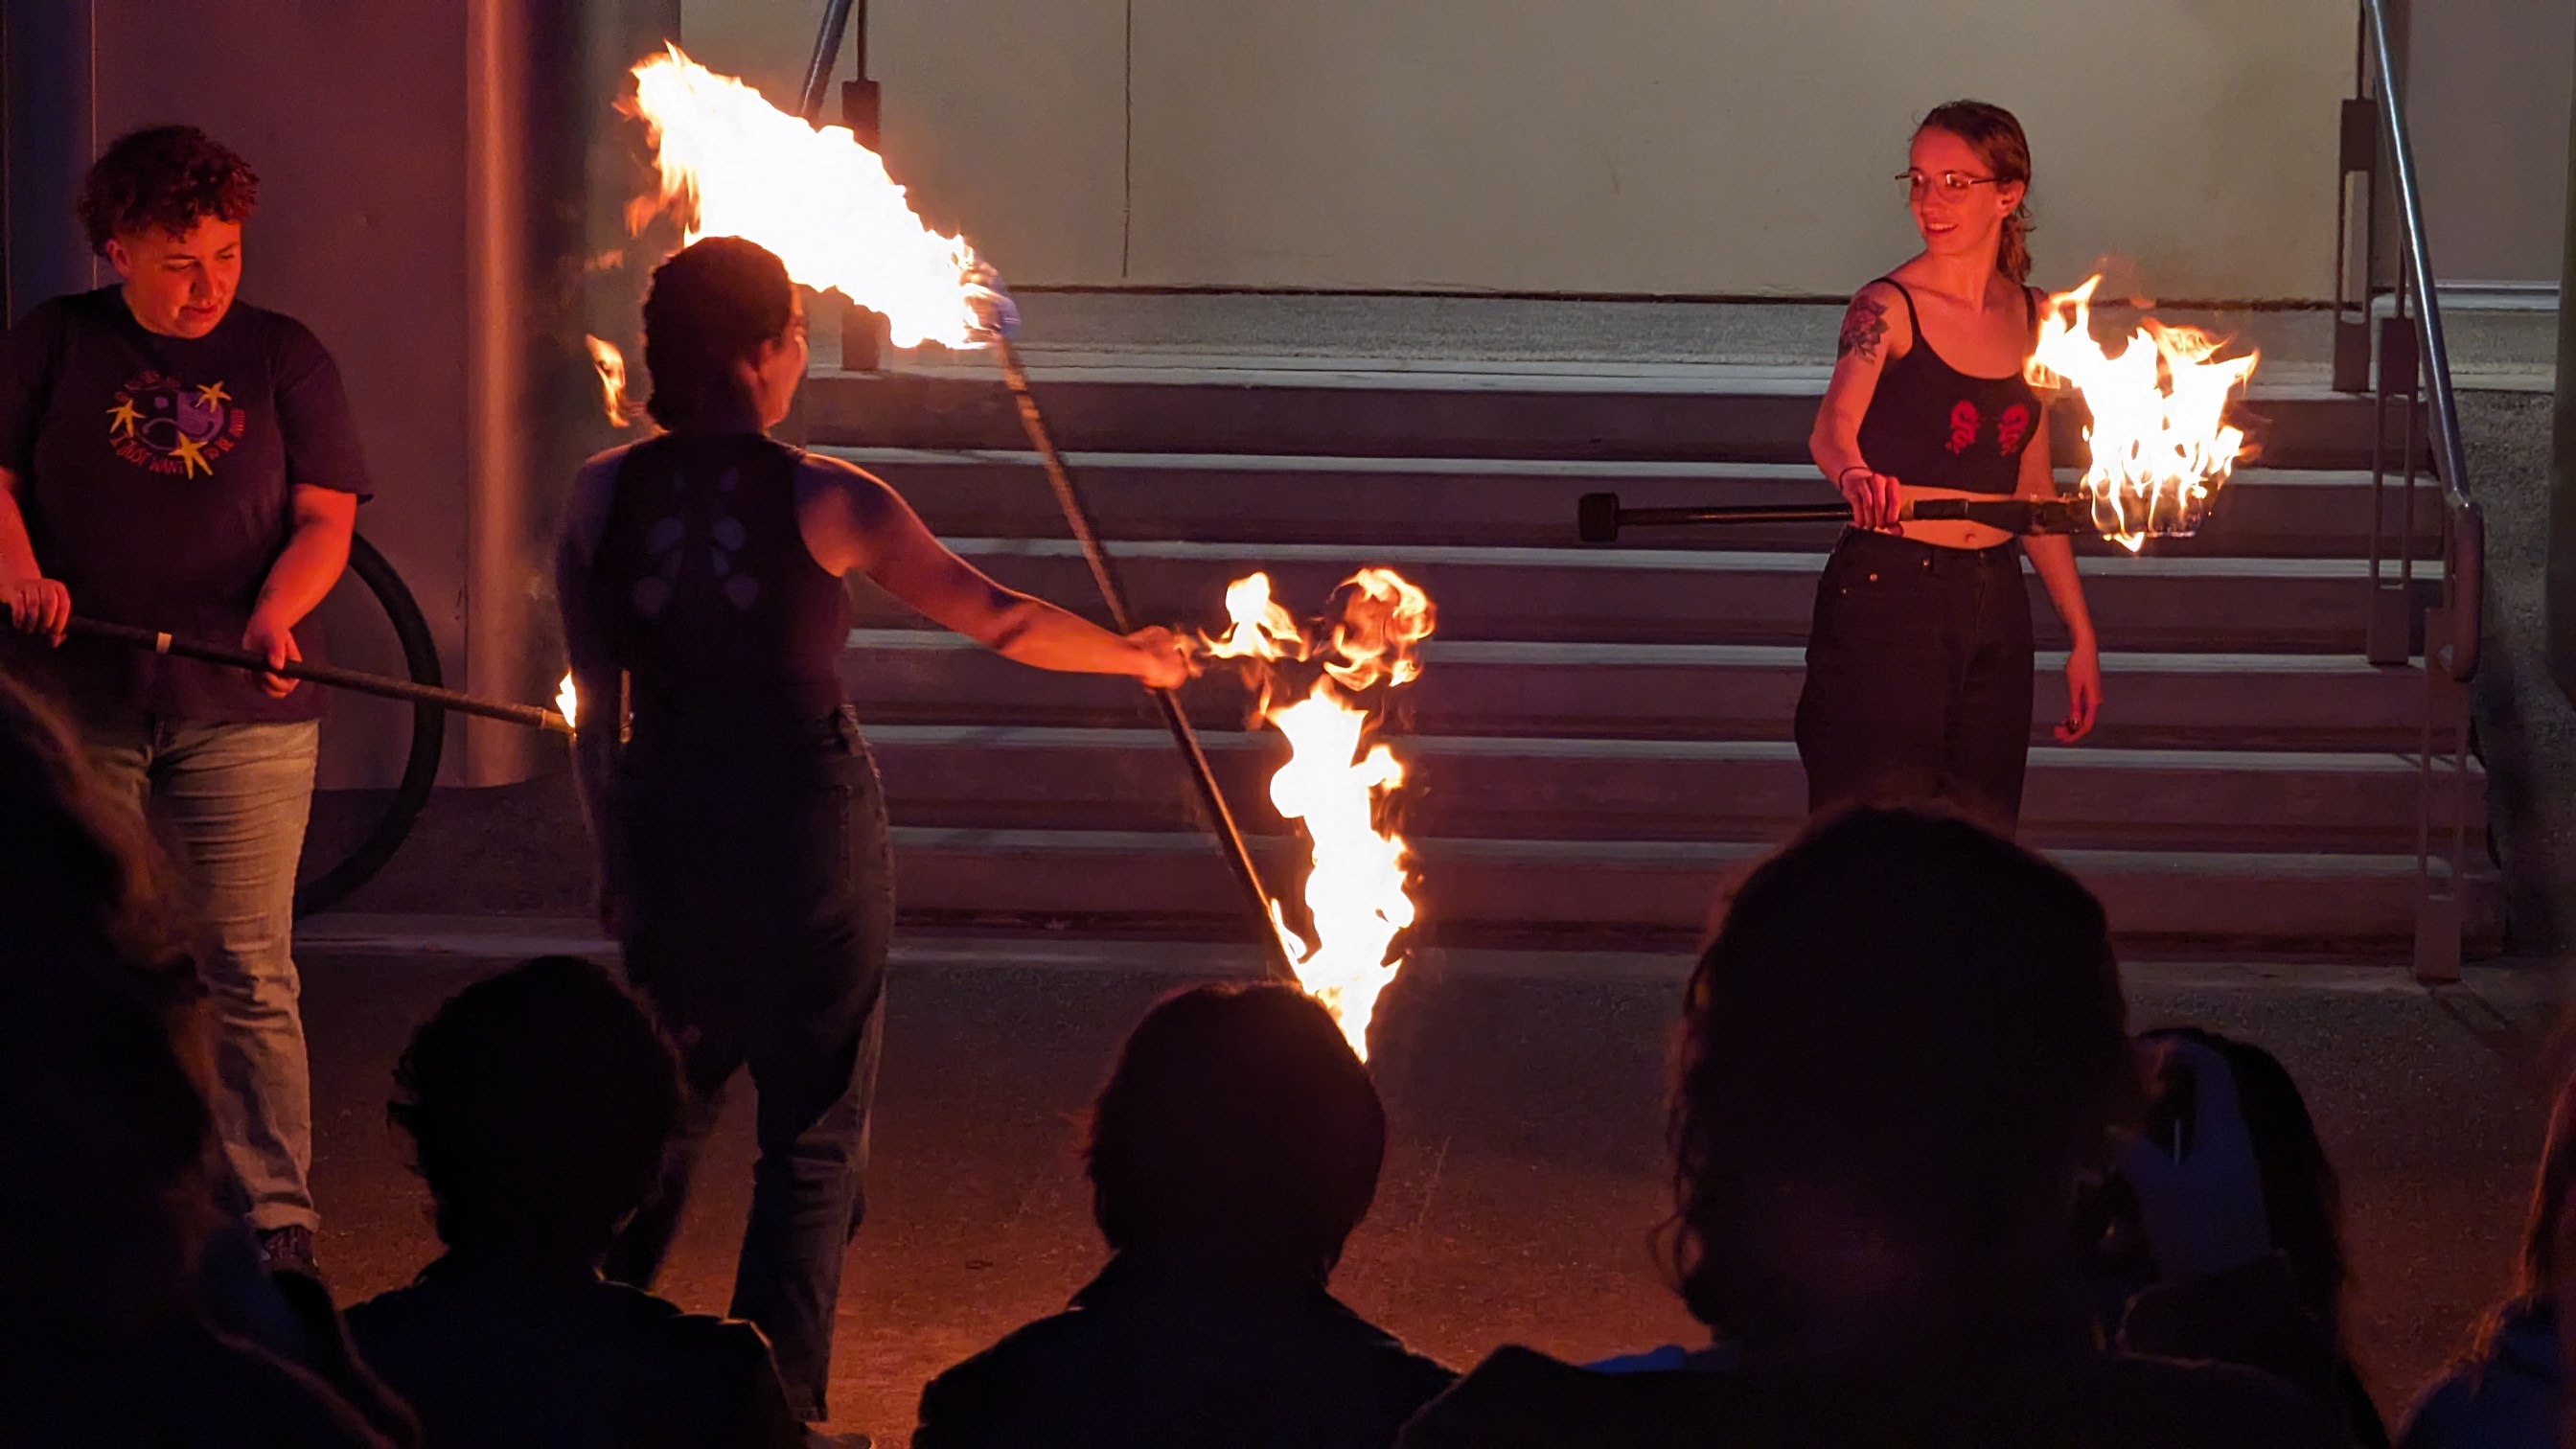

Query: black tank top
[590,432,852,745]
[1853,279,2043,496]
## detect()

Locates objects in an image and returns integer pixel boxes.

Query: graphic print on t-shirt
[105,369,245,478]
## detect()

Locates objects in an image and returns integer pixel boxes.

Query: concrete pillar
[460,0,679,784]
[2,0,100,319]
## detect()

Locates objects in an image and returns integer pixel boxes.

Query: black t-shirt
[0,287,370,722]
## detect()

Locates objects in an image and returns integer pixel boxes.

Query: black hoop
[291,533,446,917]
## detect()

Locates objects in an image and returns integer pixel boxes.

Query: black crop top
[1853,279,2044,497]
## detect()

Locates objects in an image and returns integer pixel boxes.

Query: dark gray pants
[602,712,893,1423]
[1793,529,2036,835]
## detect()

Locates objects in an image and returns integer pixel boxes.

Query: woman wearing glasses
[1795,100,2100,836]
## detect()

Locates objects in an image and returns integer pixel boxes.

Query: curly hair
[78,126,260,255]
[1666,808,2136,1344]
[389,955,683,1266]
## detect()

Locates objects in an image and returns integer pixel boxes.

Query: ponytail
[1998,206,2034,286]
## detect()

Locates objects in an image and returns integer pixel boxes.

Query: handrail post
[2352,0,2483,981]
[2546,29,2576,709]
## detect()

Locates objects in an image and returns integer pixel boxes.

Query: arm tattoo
[1837,296,1888,362]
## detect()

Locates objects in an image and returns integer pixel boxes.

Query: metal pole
[796,0,857,123]
[2550,26,2576,707]
[988,336,1295,980]
[66,618,572,733]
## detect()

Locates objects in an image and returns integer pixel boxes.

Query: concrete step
[862,724,2480,856]
[841,632,2439,752]
[836,448,2444,562]
[882,826,2501,959]
[800,369,2426,472]
[855,539,2436,655]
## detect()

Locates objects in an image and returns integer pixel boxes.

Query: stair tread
[825,445,2387,490]
[862,723,2476,775]
[845,628,2419,676]
[844,356,2334,400]
[886,824,2482,876]
[939,536,2438,581]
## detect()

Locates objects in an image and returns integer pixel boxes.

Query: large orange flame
[584,335,637,428]
[624,46,987,350]
[2027,276,2260,552]
[1202,571,1437,1060]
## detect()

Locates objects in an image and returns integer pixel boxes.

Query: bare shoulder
[794,449,901,519]
[574,442,641,492]
[562,443,640,558]
[1836,280,1909,366]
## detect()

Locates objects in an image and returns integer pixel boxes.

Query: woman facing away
[554,236,1191,1443]
[1797,100,2101,835]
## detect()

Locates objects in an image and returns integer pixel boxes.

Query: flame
[625,45,985,350]
[585,335,636,427]
[556,673,579,729]
[2026,276,2260,552]
[1200,571,1437,1059]
[1202,572,1308,666]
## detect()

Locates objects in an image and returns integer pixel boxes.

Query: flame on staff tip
[625,45,987,350]
[2026,276,2260,553]
[584,336,637,428]
[1199,570,1438,1060]
[555,674,579,729]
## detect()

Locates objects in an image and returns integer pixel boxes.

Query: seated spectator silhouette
[0,671,416,1447]
[345,955,804,1449]
[2103,1028,2389,1447]
[914,981,1455,1448]
[2398,1062,2576,1448]
[1398,806,2344,1449]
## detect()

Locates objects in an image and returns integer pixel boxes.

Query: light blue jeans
[80,709,322,1233]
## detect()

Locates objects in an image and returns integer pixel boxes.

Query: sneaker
[255,1225,321,1279]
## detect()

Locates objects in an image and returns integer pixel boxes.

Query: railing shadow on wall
[2335,0,2486,982]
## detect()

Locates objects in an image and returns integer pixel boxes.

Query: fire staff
[557,237,1190,1435]
[0,126,371,1279]
[1799,100,2101,835]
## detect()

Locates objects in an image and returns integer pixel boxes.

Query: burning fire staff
[557,237,1192,1432]
[1799,101,2101,834]
[0,126,370,1278]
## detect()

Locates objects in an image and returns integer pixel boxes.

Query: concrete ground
[298,920,2565,1448]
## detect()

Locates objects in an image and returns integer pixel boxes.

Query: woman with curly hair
[0,124,373,1278]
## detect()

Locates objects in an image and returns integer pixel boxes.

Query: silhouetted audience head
[0,672,222,1333]
[2137,1027,2349,1329]
[1086,982,1386,1281]
[389,955,683,1271]
[1668,806,2138,1346]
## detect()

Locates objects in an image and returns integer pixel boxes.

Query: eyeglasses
[1896,170,2002,202]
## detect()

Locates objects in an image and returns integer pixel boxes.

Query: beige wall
[2409,0,2575,285]
[686,0,2362,299]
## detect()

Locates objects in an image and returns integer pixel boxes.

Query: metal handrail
[2360,0,2483,681]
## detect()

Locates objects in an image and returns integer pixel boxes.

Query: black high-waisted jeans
[602,704,892,1422]
[1793,529,2036,834]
